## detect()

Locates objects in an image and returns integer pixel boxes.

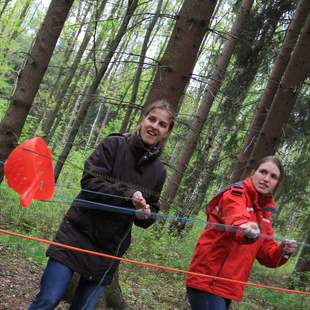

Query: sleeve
[256,223,288,268]
[79,137,134,204]
[220,190,251,226]
[133,167,167,229]
[219,190,256,243]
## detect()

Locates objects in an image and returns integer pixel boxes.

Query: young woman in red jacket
[28,100,174,310]
[186,156,297,310]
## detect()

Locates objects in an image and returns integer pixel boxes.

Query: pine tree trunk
[54,0,138,180]
[48,0,125,142]
[50,1,92,98]
[64,268,127,309]
[145,0,218,113]
[120,0,164,132]
[9,0,32,41]
[94,104,111,147]
[43,0,108,140]
[295,217,310,273]
[231,0,310,182]
[242,12,310,175]
[0,0,74,182]
[169,126,228,234]
[0,0,11,19]
[160,0,253,213]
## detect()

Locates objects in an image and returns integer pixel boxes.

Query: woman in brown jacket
[28,100,174,310]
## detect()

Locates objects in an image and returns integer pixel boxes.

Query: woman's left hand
[135,204,151,220]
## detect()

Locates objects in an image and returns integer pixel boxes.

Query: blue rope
[50,195,309,250]
[81,188,132,202]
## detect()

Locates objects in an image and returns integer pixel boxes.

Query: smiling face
[140,108,171,146]
[251,161,281,195]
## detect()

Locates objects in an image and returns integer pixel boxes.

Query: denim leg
[70,277,105,310]
[187,287,231,310]
[28,259,73,310]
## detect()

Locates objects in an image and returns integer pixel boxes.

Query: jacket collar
[243,178,276,213]
[127,133,162,167]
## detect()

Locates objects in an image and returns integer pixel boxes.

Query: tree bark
[64,268,127,309]
[9,0,32,41]
[43,0,108,141]
[120,0,164,133]
[144,0,218,113]
[242,12,310,175]
[295,216,310,273]
[0,0,74,182]
[0,0,11,19]
[54,0,138,180]
[50,1,92,98]
[160,0,254,213]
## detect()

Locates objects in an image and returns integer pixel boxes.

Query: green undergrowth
[0,183,309,309]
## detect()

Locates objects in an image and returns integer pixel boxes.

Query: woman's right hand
[132,191,151,220]
[240,222,260,239]
[132,191,147,209]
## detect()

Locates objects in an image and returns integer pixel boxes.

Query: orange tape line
[0,228,309,297]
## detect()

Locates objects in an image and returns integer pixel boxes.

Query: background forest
[0,0,309,309]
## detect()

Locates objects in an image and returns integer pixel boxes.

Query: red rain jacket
[186,178,287,301]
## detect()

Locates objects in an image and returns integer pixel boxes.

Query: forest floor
[0,210,67,309]
[0,245,70,310]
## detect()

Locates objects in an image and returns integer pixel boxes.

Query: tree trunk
[50,1,92,98]
[0,0,11,19]
[54,0,138,180]
[43,0,108,140]
[120,0,164,133]
[144,0,218,113]
[290,215,310,290]
[295,217,310,273]
[242,12,310,175]
[64,268,127,309]
[48,0,124,141]
[0,0,74,182]
[53,5,137,146]
[231,0,310,182]
[85,100,105,149]
[169,125,228,234]
[94,104,111,147]
[9,0,32,41]
[160,0,254,213]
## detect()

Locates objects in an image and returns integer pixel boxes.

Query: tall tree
[295,214,310,274]
[231,0,310,181]
[54,0,138,180]
[0,0,11,19]
[144,0,218,113]
[46,0,124,143]
[9,0,32,42]
[49,1,92,98]
[160,0,254,214]
[120,0,164,133]
[242,12,310,176]
[0,0,75,182]
[42,0,108,141]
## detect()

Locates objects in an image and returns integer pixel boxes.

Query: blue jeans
[28,259,105,310]
[187,287,231,310]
